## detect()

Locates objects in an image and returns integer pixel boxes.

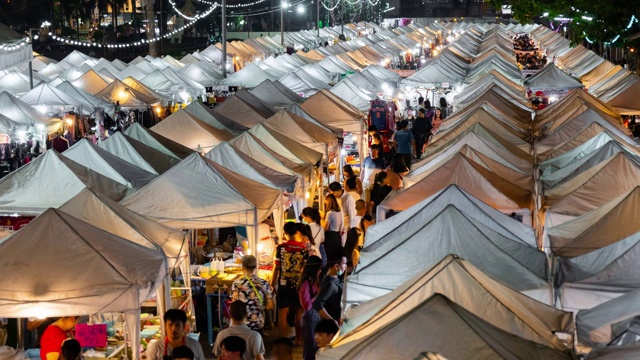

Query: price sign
[75,323,107,348]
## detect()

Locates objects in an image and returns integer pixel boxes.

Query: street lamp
[280,1,288,45]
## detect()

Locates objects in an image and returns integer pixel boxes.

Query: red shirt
[40,325,69,360]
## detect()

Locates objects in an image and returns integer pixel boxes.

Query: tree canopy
[486,0,640,45]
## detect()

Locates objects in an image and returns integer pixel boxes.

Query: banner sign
[390,69,416,78]
[75,323,108,348]
[0,216,34,231]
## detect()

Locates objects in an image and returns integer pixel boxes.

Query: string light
[168,0,201,20]
[195,0,269,9]
[0,41,28,52]
[321,0,341,11]
[51,2,218,49]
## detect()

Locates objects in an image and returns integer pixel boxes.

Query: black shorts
[276,285,300,309]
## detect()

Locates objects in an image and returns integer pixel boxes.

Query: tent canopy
[121,153,282,230]
[355,185,544,303]
[99,131,181,174]
[124,123,195,160]
[59,188,186,269]
[322,255,572,359]
[0,208,166,317]
[63,139,158,189]
[524,63,583,90]
[0,150,130,215]
[150,109,234,151]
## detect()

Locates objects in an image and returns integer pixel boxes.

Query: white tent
[213,96,267,128]
[19,82,89,113]
[59,188,187,269]
[0,208,166,360]
[0,150,130,214]
[63,139,158,189]
[205,141,299,193]
[0,22,32,71]
[60,50,94,67]
[70,69,109,95]
[320,255,573,359]
[524,63,583,91]
[0,71,39,95]
[229,132,302,177]
[183,100,248,135]
[121,153,283,253]
[124,123,194,159]
[249,79,304,109]
[351,184,546,304]
[219,63,278,88]
[99,131,181,174]
[0,91,61,133]
[94,79,159,109]
[150,109,234,151]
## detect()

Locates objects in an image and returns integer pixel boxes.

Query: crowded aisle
[1,16,640,360]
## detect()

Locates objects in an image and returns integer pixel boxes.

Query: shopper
[145,309,205,360]
[231,255,274,333]
[40,317,78,360]
[218,336,246,360]
[60,339,81,360]
[297,256,323,360]
[312,257,346,332]
[271,222,308,342]
[301,207,325,264]
[322,194,344,263]
[213,301,265,360]
[360,144,386,214]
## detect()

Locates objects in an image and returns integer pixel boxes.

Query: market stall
[0,208,168,360]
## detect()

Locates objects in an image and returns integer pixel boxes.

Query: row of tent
[0,63,367,360]
[530,25,640,115]
[1,19,639,358]
[313,24,640,359]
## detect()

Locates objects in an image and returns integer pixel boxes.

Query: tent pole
[222,0,227,78]
[253,207,259,257]
[28,61,34,89]
[16,318,24,349]
[321,144,328,212]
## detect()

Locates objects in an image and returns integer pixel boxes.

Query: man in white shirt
[359,144,386,214]
[144,310,205,360]
[329,182,356,235]
[213,301,266,360]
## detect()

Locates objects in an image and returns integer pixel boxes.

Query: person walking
[212,301,266,360]
[231,255,274,334]
[390,120,415,170]
[412,108,432,160]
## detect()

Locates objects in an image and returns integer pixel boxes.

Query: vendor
[144,309,204,360]
[40,316,78,360]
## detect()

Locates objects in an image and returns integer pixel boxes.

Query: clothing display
[369,99,387,131]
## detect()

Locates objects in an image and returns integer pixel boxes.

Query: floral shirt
[231,274,273,331]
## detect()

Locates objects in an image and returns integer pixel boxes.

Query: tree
[144,0,159,56]
[485,0,640,44]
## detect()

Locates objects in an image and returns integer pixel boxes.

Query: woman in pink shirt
[298,256,323,360]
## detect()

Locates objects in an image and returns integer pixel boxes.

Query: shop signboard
[0,215,34,231]
[390,69,416,78]
[76,323,108,348]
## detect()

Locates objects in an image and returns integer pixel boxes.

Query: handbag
[246,275,274,310]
